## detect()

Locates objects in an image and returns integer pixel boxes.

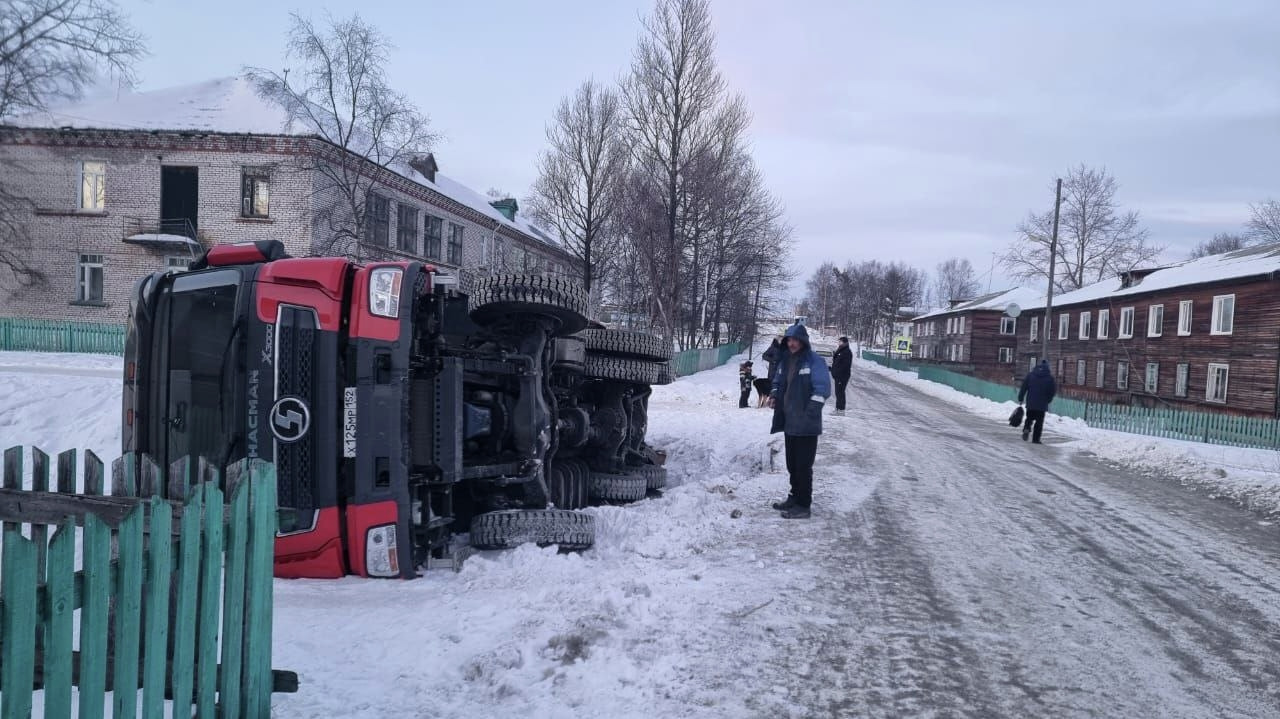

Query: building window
[80,161,105,210]
[1147,304,1164,337]
[1145,362,1159,394]
[998,347,1013,363]
[397,204,419,253]
[1030,317,1038,342]
[1175,363,1189,397]
[1119,307,1135,338]
[1028,356,1038,372]
[447,222,464,264]
[166,256,191,271]
[76,254,104,303]
[1211,295,1235,335]
[947,318,953,334]
[1078,311,1091,339]
[1117,360,1129,390]
[958,316,966,334]
[241,168,270,217]
[1206,363,1229,403]
[1076,360,1086,385]
[1095,360,1105,388]
[1057,358,1064,380]
[1097,309,1109,338]
[1000,317,1016,335]
[1178,300,1193,336]
[366,193,389,246]
[424,215,443,258]
[1058,313,1069,339]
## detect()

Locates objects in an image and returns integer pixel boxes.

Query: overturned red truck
[123,240,671,578]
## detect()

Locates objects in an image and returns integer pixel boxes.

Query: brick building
[0,76,578,323]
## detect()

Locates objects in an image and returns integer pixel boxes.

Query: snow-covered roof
[1030,243,1280,309]
[6,76,564,251]
[913,287,1043,321]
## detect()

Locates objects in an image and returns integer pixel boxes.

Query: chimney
[408,152,438,183]
[490,197,519,221]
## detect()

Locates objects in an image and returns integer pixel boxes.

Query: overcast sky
[119,0,1280,301]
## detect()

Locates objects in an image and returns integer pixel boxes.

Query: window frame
[1211,295,1235,335]
[1095,360,1105,388]
[1058,313,1069,340]
[1206,363,1229,403]
[1076,359,1086,385]
[1147,304,1164,337]
[1057,358,1064,380]
[1175,363,1189,398]
[447,222,464,265]
[240,167,270,218]
[1145,362,1159,394]
[76,253,104,303]
[1029,316,1038,342]
[998,347,1013,363]
[80,160,106,211]
[424,215,443,259]
[1097,308,1109,339]
[1117,360,1129,390]
[1000,316,1016,335]
[1078,311,1091,339]
[396,203,419,253]
[1177,300,1193,336]
[365,192,390,247]
[1119,307,1135,338]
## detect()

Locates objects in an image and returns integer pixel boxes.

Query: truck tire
[469,509,595,551]
[633,464,668,490]
[578,329,671,361]
[583,355,661,385]
[653,361,673,386]
[470,274,589,335]
[590,472,648,503]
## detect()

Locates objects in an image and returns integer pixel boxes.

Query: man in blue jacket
[1018,359,1057,444]
[766,323,832,518]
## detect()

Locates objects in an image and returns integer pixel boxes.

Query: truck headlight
[369,268,403,318]
[365,524,399,577]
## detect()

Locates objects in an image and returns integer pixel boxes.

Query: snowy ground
[1,350,1278,717]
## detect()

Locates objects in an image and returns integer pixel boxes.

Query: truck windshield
[160,269,241,468]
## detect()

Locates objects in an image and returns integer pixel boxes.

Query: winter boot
[771,496,797,511]
[1021,429,1029,441]
[780,505,811,519]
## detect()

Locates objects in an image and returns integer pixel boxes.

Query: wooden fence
[671,342,747,377]
[0,447,293,718]
[0,318,126,355]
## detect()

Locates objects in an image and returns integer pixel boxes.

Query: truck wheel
[578,329,671,361]
[470,274,589,335]
[589,472,648,503]
[633,464,667,490]
[469,509,595,551]
[653,361,673,386]
[583,355,661,385]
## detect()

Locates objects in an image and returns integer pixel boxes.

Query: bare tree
[526,79,628,301]
[1189,232,1247,259]
[1246,200,1280,245]
[620,0,726,346]
[0,0,144,294]
[1002,165,1161,293]
[246,13,436,257]
[932,257,980,306]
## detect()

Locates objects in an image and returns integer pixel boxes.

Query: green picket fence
[860,351,918,373]
[0,318,126,355]
[0,447,294,718]
[903,363,1280,450]
[672,341,748,377]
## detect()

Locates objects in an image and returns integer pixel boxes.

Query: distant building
[0,76,578,323]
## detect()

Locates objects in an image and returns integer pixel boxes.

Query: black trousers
[1022,409,1046,442]
[739,389,752,408]
[833,377,849,410]
[784,434,819,507]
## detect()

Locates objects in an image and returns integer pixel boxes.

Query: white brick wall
[0,129,579,323]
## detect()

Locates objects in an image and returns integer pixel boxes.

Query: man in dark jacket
[1018,359,1057,443]
[829,336,852,413]
[761,335,784,381]
[767,323,832,518]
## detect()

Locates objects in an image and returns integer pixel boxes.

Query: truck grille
[275,305,317,512]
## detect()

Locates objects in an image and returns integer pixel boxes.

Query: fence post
[1,529,38,719]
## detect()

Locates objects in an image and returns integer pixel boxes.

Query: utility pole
[1041,178,1062,365]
